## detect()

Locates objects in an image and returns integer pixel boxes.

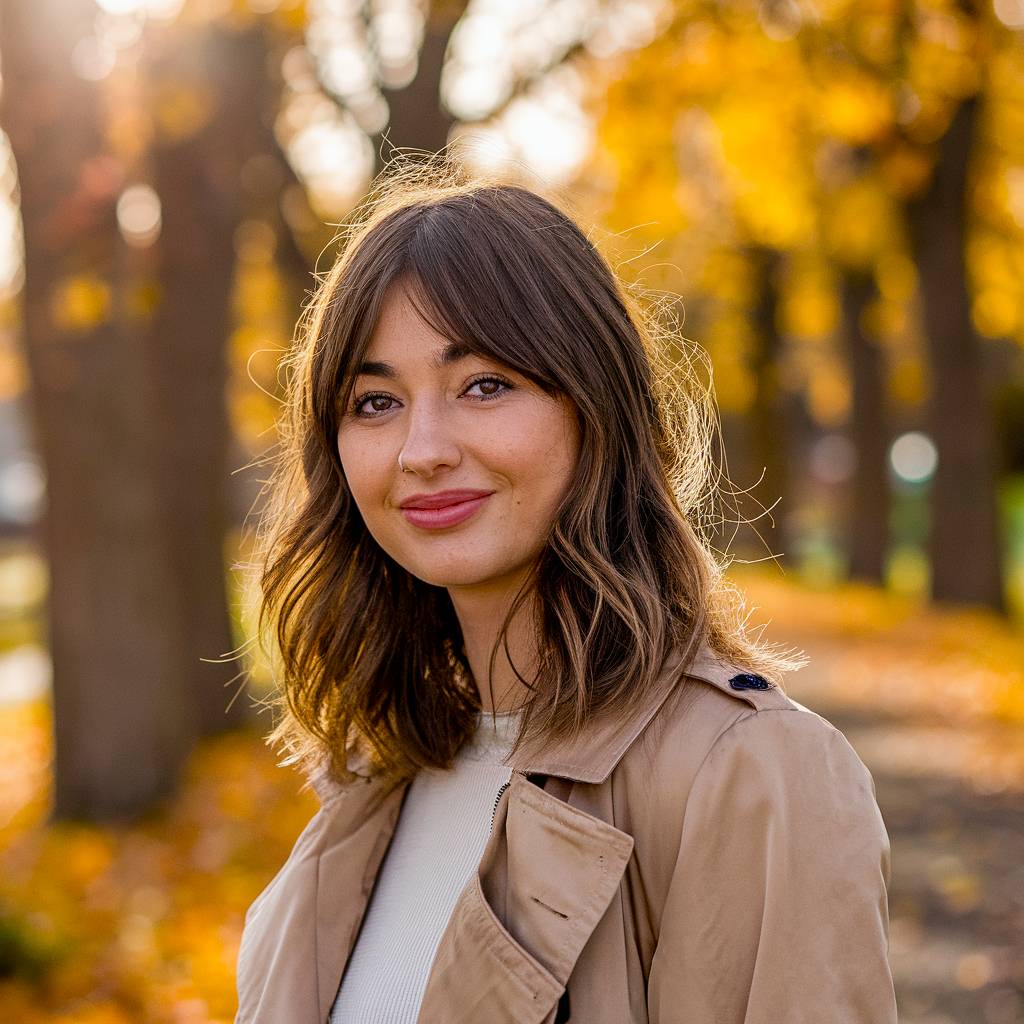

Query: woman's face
[336,282,581,594]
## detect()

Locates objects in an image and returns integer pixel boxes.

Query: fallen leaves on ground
[0,717,317,1023]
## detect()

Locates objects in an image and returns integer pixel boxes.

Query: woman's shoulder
[623,643,878,813]
[619,644,888,899]
[640,650,896,1020]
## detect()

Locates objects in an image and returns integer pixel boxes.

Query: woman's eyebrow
[353,340,475,379]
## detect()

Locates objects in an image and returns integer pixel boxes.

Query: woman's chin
[413,568,500,590]
[402,557,525,593]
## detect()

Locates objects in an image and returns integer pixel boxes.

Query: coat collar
[305,640,765,802]
[508,639,764,785]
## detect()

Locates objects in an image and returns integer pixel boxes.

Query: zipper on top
[489,778,512,833]
[489,766,534,832]
[489,768,547,832]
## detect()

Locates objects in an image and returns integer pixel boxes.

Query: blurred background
[0,0,1021,1020]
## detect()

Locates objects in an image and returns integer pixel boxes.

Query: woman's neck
[447,574,538,714]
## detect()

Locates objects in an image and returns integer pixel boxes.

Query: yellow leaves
[860,295,904,340]
[966,233,1022,339]
[667,20,729,94]
[215,778,256,823]
[232,266,284,337]
[0,699,50,838]
[910,9,981,103]
[848,8,901,66]
[234,220,277,266]
[886,542,929,593]
[593,131,689,239]
[817,72,893,145]
[229,376,279,448]
[968,233,1021,296]
[0,723,319,1020]
[825,178,895,265]
[994,672,1024,725]
[806,355,850,426]
[735,183,816,251]
[593,0,1024,422]
[228,246,292,456]
[49,276,112,333]
[779,261,839,340]
[228,325,278,378]
[47,1004,134,1024]
[600,18,819,248]
[973,287,1018,338]
[699,248,755,307]
[879,143,933,198]
[89,1006,138,1022]
[790,287,839,340]
[271,0,308,35]
[704,313,755,415]
[713,96,816,250]
[876,251,917,302]
[888,354,929,405]
[60,829,117,887]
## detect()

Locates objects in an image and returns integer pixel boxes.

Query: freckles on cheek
[337,444,373,506]
[346,465,381,507]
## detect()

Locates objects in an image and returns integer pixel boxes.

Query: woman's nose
[397,404,462,477]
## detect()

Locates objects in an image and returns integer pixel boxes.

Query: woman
[235,163,897,1024]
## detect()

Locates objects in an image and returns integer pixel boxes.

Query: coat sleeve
[646,707,897,1024]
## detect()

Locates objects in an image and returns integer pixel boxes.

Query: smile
[400,493,492,530]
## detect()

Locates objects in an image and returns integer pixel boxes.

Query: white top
[329,709,522,1023]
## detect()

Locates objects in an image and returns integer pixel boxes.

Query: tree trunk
[907,96,1004,610]
[0,0,193,818]
[747,245,793,561]
[373,1,468,170]
[144,20,271,736]
[839,268,889,582]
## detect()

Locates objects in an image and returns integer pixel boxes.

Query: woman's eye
[351,392,397,417]
[464,375,513,400]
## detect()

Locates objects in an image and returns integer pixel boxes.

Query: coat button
[729,672,772,691]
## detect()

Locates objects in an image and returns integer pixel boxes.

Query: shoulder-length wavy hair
[251,158,800,788]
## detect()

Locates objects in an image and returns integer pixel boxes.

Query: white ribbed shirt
[329,709,522,1023]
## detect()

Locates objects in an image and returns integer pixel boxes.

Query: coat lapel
[412,640,761,1021]
[415,771,634,1023]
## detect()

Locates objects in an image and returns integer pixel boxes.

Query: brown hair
[249,157,800,788]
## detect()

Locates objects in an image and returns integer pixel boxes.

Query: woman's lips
[400,493,492,529]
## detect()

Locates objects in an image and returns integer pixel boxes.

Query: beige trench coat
[235,644,898,1023]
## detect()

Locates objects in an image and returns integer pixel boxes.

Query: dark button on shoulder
[728,672,773,691]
